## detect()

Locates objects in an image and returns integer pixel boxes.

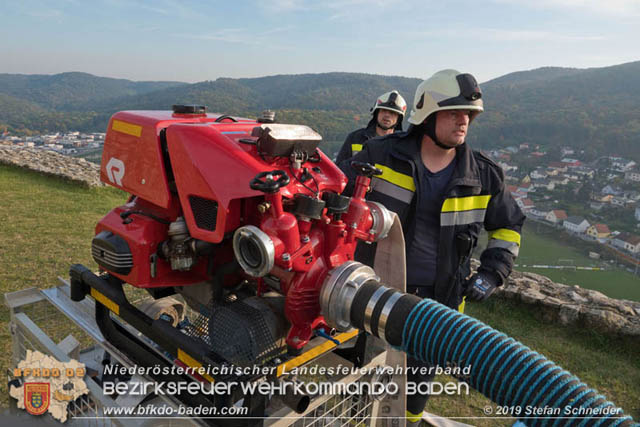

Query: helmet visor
[438,73,483,107]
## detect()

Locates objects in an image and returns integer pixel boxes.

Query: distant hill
[0,71,419,142]
[1,63,640,161]
[0,72,185,110]
[470,61,640,161]
[90,73,419,113]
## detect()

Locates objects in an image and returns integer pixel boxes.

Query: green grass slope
[0,165,638,422]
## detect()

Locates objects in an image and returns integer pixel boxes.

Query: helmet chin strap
[377,122,395,131]
[423,114,453,150]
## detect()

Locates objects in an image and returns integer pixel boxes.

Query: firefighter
[338,69,526,424]
[335,90,407,163]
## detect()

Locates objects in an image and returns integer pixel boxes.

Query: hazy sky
[1,0,639,84]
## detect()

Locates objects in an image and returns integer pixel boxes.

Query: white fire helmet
[407,69,483,125]
[371,90,407,117]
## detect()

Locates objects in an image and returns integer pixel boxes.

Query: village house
[591,194,613,203]
[528,207,549,219]
[563,216,590,234]
[498,161,518,173]
[517,182,533,193]
[549,176,569,186]
[562,172,580,181]
[545,209,568,225]
[610,157,636,172]
[586,223,611,240]
[532,179,555,191]
[530,168,548,180]
[624,191,640,201]
[624,170,640,182]
[516,198,535,211]
[610,196,634,208]
[548,162,568,173]
[561,158,581,168]
[601,185,623,196]
[573,166,595,179]
[611,232,640,254]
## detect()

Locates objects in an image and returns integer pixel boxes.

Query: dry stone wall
[0,145,103,187]
[496,268,640,337]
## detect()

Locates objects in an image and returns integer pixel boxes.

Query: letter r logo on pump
[106,157,125,186]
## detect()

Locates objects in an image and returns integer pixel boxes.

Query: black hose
[346,281,635,426]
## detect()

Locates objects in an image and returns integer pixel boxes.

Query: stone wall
[496,268,640,337]
[0,146,103,187]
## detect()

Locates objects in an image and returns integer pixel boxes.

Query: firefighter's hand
[465,273,498,301]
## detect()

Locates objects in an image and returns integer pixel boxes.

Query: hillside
[0,72,185,110]
[470,61,640,161]
[2,62,640,160]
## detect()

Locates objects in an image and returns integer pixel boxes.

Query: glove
[465,272,498,301]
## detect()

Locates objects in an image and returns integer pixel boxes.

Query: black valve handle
[250,170,290,193]
[351,161,382,177]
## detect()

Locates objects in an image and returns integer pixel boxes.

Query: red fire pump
[78,105,393,363]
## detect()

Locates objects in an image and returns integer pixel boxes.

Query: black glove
[465,272,498,301]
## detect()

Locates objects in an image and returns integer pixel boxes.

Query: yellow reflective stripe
[351,143,363,153]
[441,195,491,212]
[489,228,521,246]
[374,164,416,192]
[90,288,119,315]
[458,296,466,313]
[406,410,423,423]
[177,349,215,382]
[276,330,359,377]
[112,119,142,137]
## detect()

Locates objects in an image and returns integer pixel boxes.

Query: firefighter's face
[435,109,471,147]
[376,109,399,130]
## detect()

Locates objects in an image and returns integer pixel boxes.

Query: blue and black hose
[345,279,635,427]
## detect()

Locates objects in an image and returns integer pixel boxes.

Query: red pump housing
[93,107,389,352]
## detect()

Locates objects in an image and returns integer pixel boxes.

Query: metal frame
[6,283,390,426]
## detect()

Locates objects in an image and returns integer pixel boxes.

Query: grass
[449,298,640,424]
[517,223,640,301]
[0,164,638,423]
[0,164,127,407]
[475,222,640,302]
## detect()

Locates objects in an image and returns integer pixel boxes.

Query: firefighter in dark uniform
[338,69,526,424]
[335,90,407,163]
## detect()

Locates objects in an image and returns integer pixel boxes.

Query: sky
[1,0,639,84]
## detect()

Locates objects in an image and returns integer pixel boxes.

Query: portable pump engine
[69,106,636,425]
[80,105,394,360]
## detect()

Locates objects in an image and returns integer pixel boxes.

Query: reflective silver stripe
[487,239,520,256]
[377,291,402,339]
[364,286,389,334]
[440,209,486,226]
[371,178,414,204]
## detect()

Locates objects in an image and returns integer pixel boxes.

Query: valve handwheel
[250,170,290,193]
[350,161,382,177]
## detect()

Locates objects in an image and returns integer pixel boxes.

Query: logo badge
[106,157,125,186]
[24,383,50,416]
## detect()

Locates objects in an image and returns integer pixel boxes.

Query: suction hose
[320,262,635,427]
